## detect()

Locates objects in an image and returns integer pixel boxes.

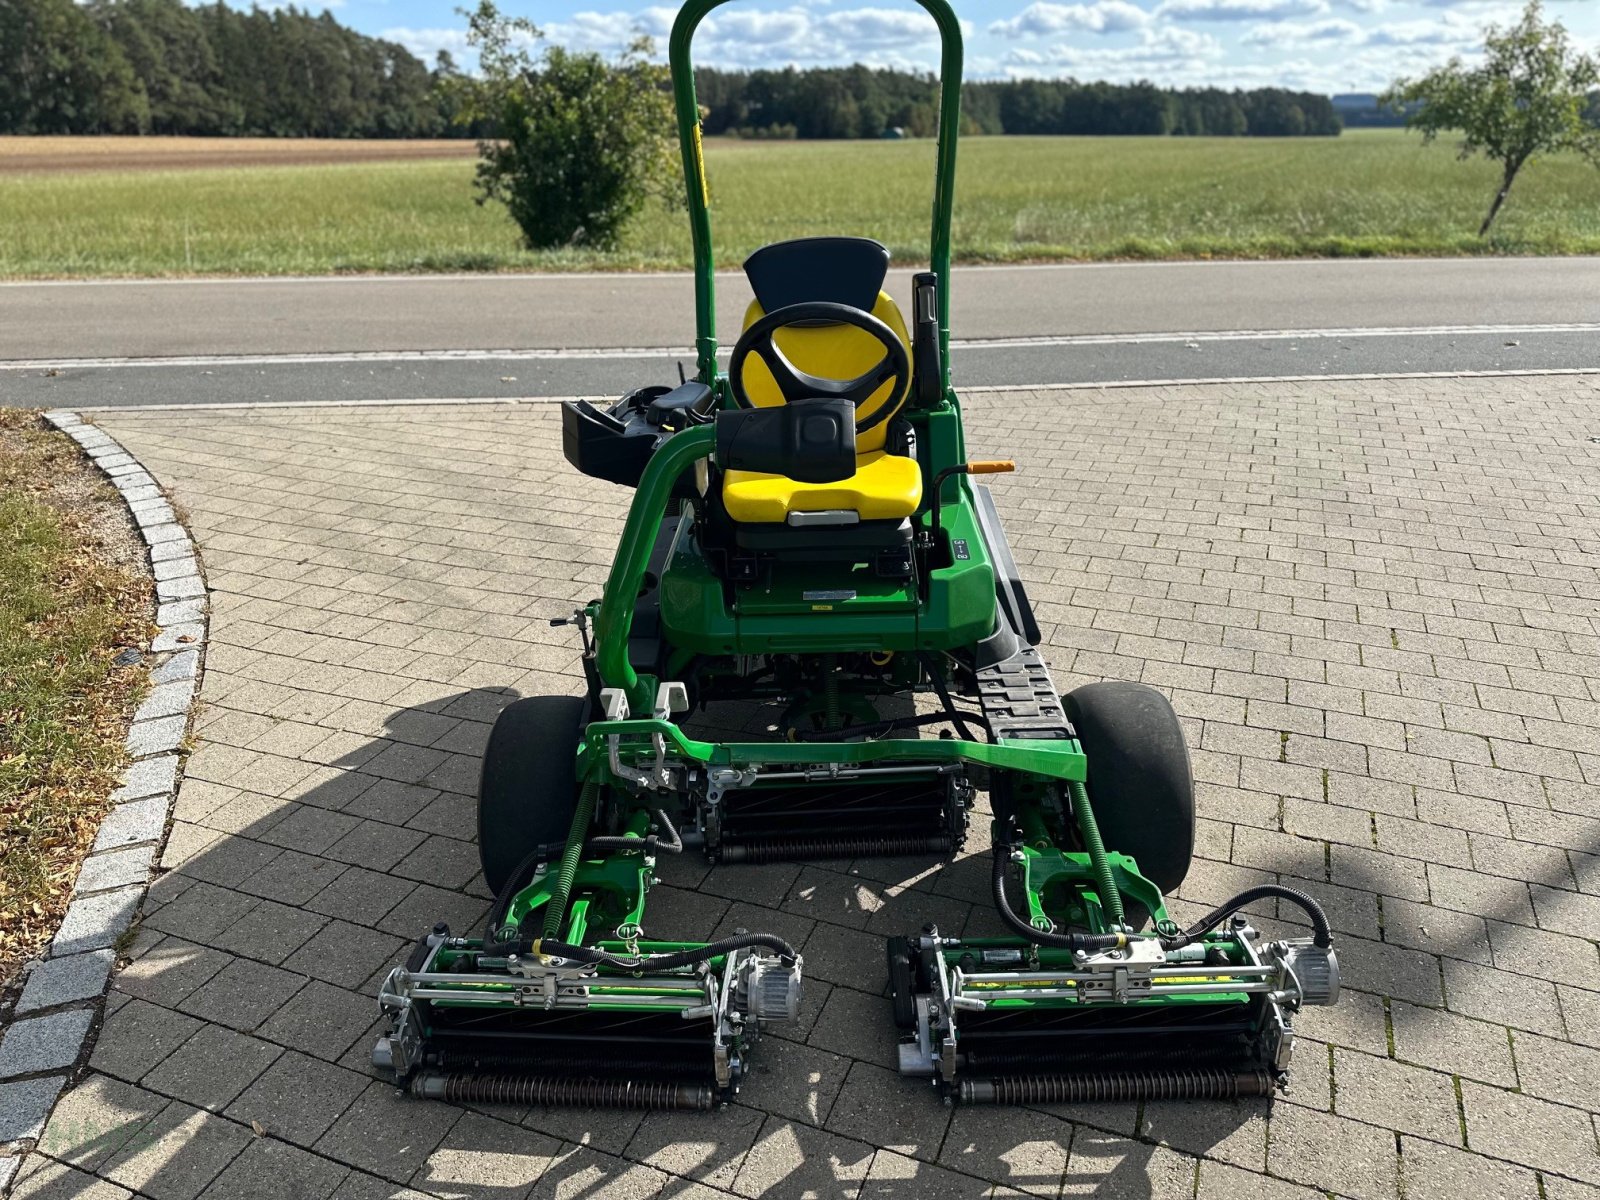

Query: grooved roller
[410,1071,714,1109]
[959,1069,1273,1105]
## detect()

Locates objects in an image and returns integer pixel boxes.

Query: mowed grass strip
[0,411,151,983]
[2,129,1598,278]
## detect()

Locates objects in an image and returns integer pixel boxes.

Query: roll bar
[667,0,964,394]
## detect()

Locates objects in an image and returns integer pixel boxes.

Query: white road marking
[5,323,1597,371]
[64,367,1600,412]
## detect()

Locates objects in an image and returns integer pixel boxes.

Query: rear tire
[477,695,588,896]
[1063,682,1195,898]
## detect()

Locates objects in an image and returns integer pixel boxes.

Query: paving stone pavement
[17,376,1600,1199]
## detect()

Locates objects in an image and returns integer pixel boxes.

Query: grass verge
[0,411,152,985]
[2,130,1599,277]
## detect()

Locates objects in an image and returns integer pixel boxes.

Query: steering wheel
[727,301,911,435]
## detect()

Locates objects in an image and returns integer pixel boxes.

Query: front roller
[896,682,1341,1104]
[374,693,804,1108]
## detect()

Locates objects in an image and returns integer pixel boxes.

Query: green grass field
[3,129,1598,278]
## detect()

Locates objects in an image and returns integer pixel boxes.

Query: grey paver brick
[255,981,374,1062]
[17,948,116,1014]
[0,1009,95,1078]
[101,1101,253,1200]
[1442,958,1565,1036]
[1196,1161,1324,1199]
[224,1051,368,1148]
[861,1149,1006,1198]
[113,937,231,1008]
[1266,1104,1399,1200]
[203,1134,350,1200]
[36,1075,166,1169]
[90,998,204,1082]
[732,1117,873,1200]
[0,1076,68,1142]
[825,1062,947,1164]
[1061,1130,1197,1199]
[140,1023,282,1112]
[1388,1000,1517,1087]
[281,920,406,990]
[313,1080,460,1184]
[1397,1136,1539,1200]
[1332,1047,1463,1143]
[409,1111,560,1200]
[178,958,306,1032]
[628,1103,763,1190]
[8,1157,134,1199]
[939,1106,1070,1196]
[529,1145,668,1200]
[1462,1080,1600,1182]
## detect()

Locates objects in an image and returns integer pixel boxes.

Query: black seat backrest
[742,237,890,314]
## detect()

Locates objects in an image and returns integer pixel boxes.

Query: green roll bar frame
[668,0,965,392]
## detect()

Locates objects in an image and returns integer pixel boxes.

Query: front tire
[477,695,588,896]
[1063,682,1195,898]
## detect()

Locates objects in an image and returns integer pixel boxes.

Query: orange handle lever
[965,460,1016,475]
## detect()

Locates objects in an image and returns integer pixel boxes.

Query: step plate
[977,647,1074,741]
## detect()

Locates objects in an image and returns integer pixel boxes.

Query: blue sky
[356,1,1600,94]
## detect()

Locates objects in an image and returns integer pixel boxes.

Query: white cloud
[1158,0,1329,21]
[379,25,470,60]
[1241,17,1362,45]
[988,2,1151,38]
[1003,24,1224,79]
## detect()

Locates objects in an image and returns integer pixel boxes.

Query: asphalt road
[3,257,1598,406]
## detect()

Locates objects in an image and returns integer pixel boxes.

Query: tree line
[1,0,443,136]
[699,68,1341,139]
[1,0,1340,139]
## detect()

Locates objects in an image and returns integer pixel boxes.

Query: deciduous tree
[1383,1,1600,236]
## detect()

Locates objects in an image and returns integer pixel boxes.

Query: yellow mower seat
[723,287,922,524]
[723,449,922,524]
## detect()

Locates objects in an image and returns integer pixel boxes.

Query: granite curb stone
[0,413,209,1187]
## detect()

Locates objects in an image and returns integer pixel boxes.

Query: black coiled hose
[991,845,1124,952]
[1159,883,1332,950]
[589,808,684,855]
[538,932,799,970]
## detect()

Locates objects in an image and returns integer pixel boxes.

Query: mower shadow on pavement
[58,685,1312,1199]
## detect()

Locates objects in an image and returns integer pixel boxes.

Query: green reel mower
[373,0,1339,1110]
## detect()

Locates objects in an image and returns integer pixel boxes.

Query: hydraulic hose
[917,651,993,743]
[588,808,684,855]
[1160,883,1333,950]
[542,779,599,939]
[1067,780,1125,930]
[539,932,799,970]
[992,844,1124,952]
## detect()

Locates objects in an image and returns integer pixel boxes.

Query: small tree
[1383,1,1600,237]
[447,1,677,251]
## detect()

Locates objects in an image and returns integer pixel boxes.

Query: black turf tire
[477,695,588,896]
[1063,682,1195,898]
[887,937,917,1030]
